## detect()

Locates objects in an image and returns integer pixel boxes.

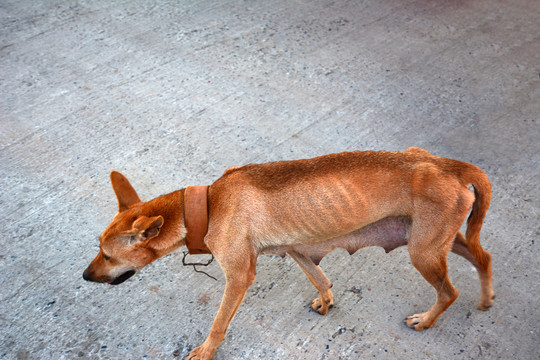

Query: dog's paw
[311,297,332,315]
[477,292,495,311]
[185,345,214,360]
[405,312,432,331]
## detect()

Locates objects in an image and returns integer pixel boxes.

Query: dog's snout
[83,265,94,282]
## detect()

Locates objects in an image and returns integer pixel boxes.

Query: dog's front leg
[186,254,256,360]
[288,250,334,315]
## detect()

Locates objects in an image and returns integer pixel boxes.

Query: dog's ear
[110,171,141,212]
[129,216,164,243]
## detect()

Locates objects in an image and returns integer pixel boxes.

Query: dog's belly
[261,216,410,265]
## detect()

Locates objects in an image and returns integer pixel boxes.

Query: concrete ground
[1,0,539,359]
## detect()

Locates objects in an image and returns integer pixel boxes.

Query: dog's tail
[461,163,492,270]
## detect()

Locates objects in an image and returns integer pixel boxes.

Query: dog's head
[83,171,178,285]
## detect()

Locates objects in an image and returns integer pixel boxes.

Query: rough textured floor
[1,1,539,359]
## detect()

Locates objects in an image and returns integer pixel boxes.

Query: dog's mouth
[108,270,136,285]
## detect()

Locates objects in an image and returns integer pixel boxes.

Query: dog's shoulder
[222,165,243,176]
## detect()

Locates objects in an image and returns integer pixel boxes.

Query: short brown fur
[83,148,494,359]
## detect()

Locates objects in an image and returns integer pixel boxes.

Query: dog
[83,148,494,360]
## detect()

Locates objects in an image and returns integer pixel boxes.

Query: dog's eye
[103,253,111,261]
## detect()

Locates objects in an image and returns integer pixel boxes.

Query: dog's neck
[142,187,211,257]
[140,189,187,257]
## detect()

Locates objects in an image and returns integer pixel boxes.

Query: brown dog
[83,148,494,360]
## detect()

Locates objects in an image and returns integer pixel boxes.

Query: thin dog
[83,148,494,360]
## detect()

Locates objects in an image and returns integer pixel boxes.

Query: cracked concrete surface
[1,0,539,359]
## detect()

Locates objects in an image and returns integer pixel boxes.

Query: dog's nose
[82,269,92,282]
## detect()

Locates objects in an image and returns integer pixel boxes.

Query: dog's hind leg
[451,231,494,310]
[288,250,334,315]
[405,218,460,331]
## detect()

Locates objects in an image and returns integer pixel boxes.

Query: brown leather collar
[184,185,211,254]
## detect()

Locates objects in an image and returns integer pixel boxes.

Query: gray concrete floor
[1,0,539,359]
